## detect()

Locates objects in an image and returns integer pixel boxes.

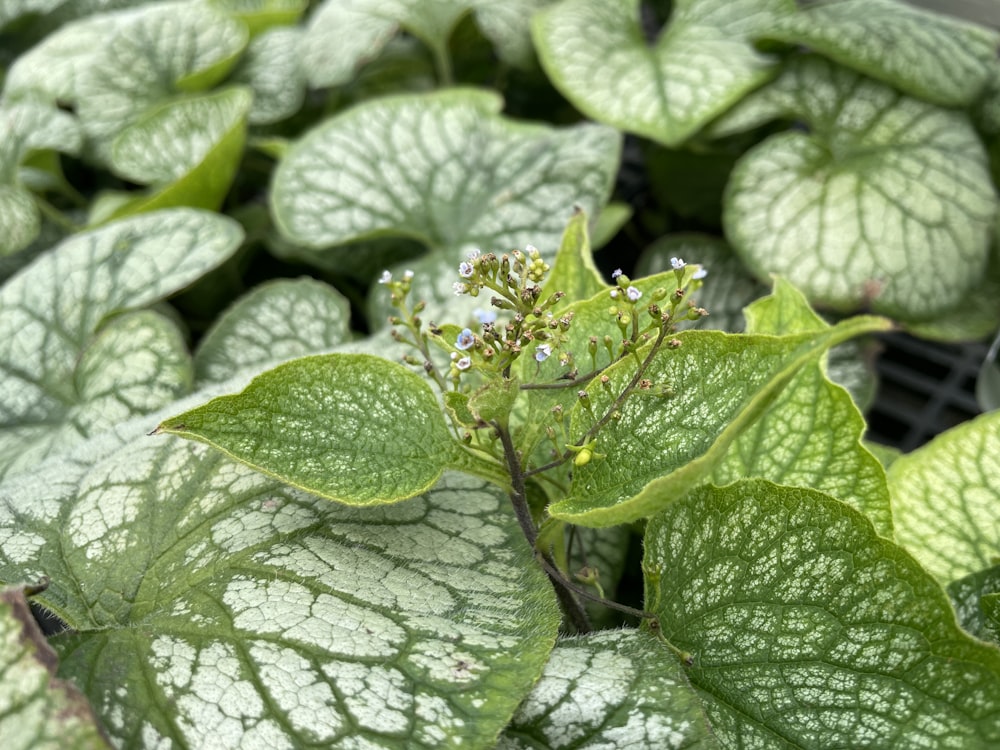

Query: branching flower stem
[524,320,671,479]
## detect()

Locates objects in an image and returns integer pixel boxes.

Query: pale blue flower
[475,309,497,324]
[693,267,708,279]
[626,286,642,302]
[535,343,552,362]
[459,261,475,278]
[612,268,623,279]
[670,257,685,270]
[456,356,472,371]
[456,328,475,350]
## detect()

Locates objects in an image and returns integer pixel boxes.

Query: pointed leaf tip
[161,353,461,505]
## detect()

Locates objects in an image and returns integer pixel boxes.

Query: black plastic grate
[866,333,987,452]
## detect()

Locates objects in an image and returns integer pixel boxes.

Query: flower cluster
[448,244,570,375]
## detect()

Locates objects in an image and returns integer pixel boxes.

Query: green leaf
[513,267,699,479]
[635,234,767,332]
[532,0,793,147]
[300,0,548,88]
[551,314,892,526]
[195,277,352,384]
[590,201,632,250]
[540,209,607,303]
[0,427,561,748]
[887,410,1000,585]
[159,353,465,505]
[271,88,620,253]
[104,86,252,220]
[73,1,249,160]
[0,208,243,479]
[0,99,83,256]
[761,0,1000,107]
[229,27,306,124]
[500,629,717,749]
[208,0,308,36]
[722,56,998,320]
[468,376,520,426]
[645,480,1000,748]
[948,565,1000,645]
[0,585,111,749]
[712,278,893,536]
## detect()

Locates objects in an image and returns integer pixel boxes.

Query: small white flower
[467,248,481,260]
[670,257,686,270]
[456,356,472,371]
[535,343,552,362]
[459,261,475,278]
[403,269,414,280]
[378,270,392,284]
[626,286,642,302]
[610,289,619,299]
[612,268,623,279]
[453,282,469,296]
[475,309,497,324]
[693,267,708,279]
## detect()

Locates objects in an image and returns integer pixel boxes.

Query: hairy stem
[494,422,592,633]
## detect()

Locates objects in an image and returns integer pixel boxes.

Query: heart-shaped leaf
[532,0,794,147]
[0,422,561,748]
[500,629,717,749]
[0,585,111,749]
[104,86,252,220]
[551,314,891,526]
[887,410,1000,585]
[711,278,893,536]
[761,0,1000,107]
[195,277,352,384]
[722,56,997,320]
[72,307,193,431]
[271,88,620,254]
[74,1,248,160]
[158,353,473,505]
[0,208,243,479]
[645,480,1000,748]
